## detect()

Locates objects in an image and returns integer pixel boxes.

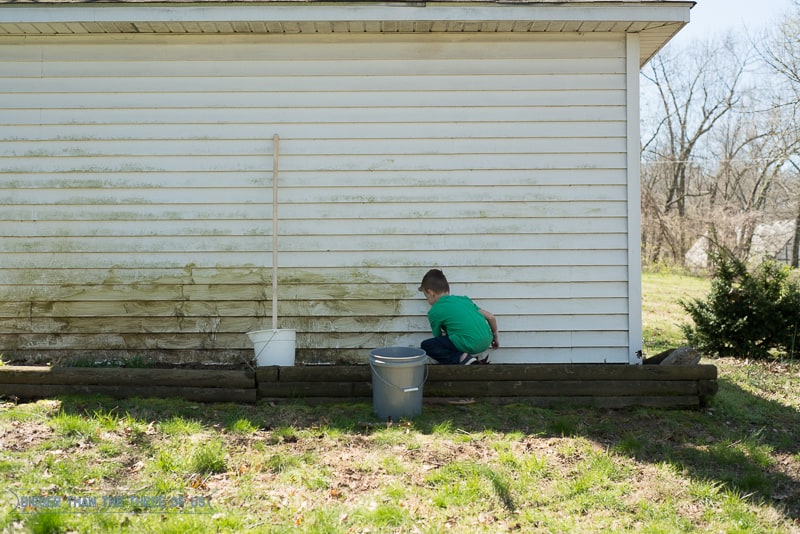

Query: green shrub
[681,249,800,359]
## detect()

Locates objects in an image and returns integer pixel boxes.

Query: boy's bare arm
[479,308,499,348]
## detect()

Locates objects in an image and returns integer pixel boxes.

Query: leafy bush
[681,249,800,359]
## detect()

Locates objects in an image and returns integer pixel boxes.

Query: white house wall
[0,32,634,364]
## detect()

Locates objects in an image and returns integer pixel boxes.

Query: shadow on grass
[51,370,799,526]
[596,377,800,523]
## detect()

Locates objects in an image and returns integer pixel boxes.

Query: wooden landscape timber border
[0,364,718,409]
[0,367,257,404]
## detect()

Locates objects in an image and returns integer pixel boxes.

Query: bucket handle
[253,330,279,363]
[369,362,428,393]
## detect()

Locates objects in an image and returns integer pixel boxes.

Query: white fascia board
[0,4,691,26]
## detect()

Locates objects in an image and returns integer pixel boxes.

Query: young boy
[418,269,499,365]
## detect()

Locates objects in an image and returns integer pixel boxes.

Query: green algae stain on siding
[1,266,414,364]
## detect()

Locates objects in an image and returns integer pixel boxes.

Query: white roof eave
[1,3,692,23]
[0,2,693,65]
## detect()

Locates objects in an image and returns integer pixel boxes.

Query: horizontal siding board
[2,73,627,92]
[0,314,627,336]
[3,106,626,125]
[1,187,271,204]
[0,154,627,173]
[3,217,627,237]
[1,33,634,365]
[1,314,628,334]
[1,169,627,188]
[4,220,269,237]
[0,265,630,285]
[0,299,629,325]
[0,109,625,130]
[282,185,627,203]
[271,201,628,219]
[281,217,628,235]
[2,201,628,220]
[2,249,630,268]
[1,205,272,222]
[0,137,626,156]
[271,250,631,268]
[0,281,628,302]
[0,233,627,253]
[276,234,628,252]
[0,122,629,142]
[0,331,628,352]
[0,58,625,77]
[1,185,629,204]
[1,90,626,109]
[0,35,624,62]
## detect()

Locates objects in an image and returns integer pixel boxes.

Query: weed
[96,442,122,458]
[549,415,581,436]
[614,433,645,455]
[371,426,418,447]
[159,416,203,436]
[269,426,299,445]
[366,503,410,527]
[266,452,301,474]
[155,447,185,474]
[91,407,120,431]
[425,460,515,510]
[301,465,332,491]
[48,411,99,443]
[227,418,258,435]
[431,420,453,435]
[190,439,227,475]
[380,455,405,476]
[26,510,68,534]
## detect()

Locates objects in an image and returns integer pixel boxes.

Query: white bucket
[246,329,296,367]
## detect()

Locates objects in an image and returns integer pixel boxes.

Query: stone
[660,346,701,366]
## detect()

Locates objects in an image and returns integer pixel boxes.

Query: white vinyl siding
[0,32,633,364]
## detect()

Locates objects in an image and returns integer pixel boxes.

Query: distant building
[685,220,796,270]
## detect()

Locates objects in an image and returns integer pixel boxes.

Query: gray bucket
[369,346,427,421]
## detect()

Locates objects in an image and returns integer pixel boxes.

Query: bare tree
[760,0,800,267]
[641,37,750,265]
[702,104,798,262]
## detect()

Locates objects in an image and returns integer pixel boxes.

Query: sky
[670,0,796,46]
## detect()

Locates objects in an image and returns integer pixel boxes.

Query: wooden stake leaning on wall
[272,134,279,331]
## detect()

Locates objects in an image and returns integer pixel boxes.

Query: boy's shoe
[473,350,491,364]
[461,355,477,365]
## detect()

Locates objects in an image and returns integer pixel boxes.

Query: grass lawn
[1,272,799,533]
[641,270,711,357]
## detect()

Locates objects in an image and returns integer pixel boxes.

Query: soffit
[0,1,694,65]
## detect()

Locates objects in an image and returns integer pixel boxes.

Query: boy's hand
[491,335,499,349]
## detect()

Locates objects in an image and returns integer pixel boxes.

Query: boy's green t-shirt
[427,295,492,354]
